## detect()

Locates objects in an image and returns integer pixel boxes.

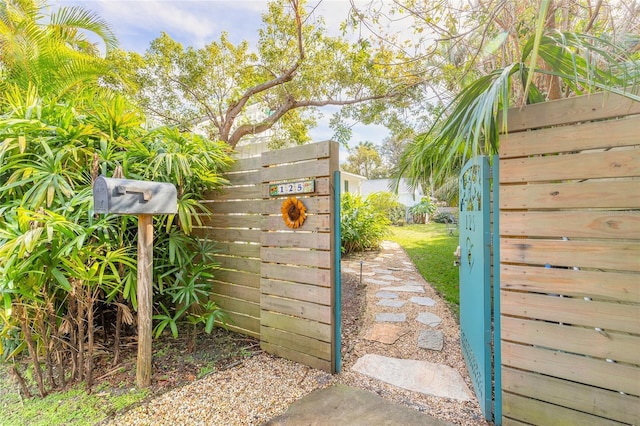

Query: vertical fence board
[198,140,339,371]
[499,93,640,424]
[259,141,339,373]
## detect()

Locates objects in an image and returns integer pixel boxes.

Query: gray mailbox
[93,176,177,215]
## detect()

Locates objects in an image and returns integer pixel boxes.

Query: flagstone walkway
[335,241,486,424]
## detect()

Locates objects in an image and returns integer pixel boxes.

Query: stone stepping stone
[365,278,391,286]
[352,354,472,401]
[372,268,393,274]
[375,313,406,323]
[410,296,436,306]
[380,285,424,293]
[416,312,442,327]
[375,291,399,299]
[375,275,403,281]
[377,299,406,308]
[364,324,408,344]
[418,330,444,351]
[342,267,357,273]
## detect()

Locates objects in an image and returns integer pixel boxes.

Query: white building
[340,171,367,195]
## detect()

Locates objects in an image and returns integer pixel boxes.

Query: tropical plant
[0,87,233,397]
[0,0,119,100]
[409,197,436,224]
[366,191,406,226]
[393,1,640,187]
[340,192,390,254]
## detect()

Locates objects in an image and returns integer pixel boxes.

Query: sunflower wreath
[281,196,307,229]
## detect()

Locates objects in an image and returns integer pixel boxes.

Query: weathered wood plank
[501,290,639,334]
[213,269,260,288]
[500,264,640,303]
[214,311,260,337]
[500,114,640,158]
[262,177,331,198]
[500,210,640,239]
[261,247,331,269]
[260,342,331,372]
[204,199,263,214]
[224,170,262,185]
[213,294,260,319]
[502,341,640,396]
[261,141,332,166]
[500,149,640,183]
[502,316,640,365]
[261,279,331,305]
[261,159,331,183]
[502,392,625,426]
[210,281,260,304]
[230,156,262,172]
[501,238,640,271]
[262,196,331,215]
[196,215,262,229]
[261,294,331,323]
[263,214,331,232]
[502,367,640,425]
[504,89,640,133]
[214,255,261,274]
[260,311,331,342]
[500,181,640,209]
[501,417,532,426]
[261,232,331,250]
[209,241,260,258]
[203,185,263,201]
[261,263,331,287]
[260,326,331,360]
[202,228,262,243]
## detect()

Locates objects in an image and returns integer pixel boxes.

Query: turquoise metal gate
[459,156,492,421]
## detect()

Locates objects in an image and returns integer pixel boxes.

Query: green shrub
[433,211,458,224]
[366,191,406,225]
[409,197,437,223]
[340,192,390,255]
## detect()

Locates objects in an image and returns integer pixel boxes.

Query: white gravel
[105,242,487,426]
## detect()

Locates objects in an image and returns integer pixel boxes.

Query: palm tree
[0,0,118,99]
[396,2,640,189]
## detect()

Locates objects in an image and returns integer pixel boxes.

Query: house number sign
[269,179,315,196]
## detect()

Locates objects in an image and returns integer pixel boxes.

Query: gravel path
[105,242,486,426]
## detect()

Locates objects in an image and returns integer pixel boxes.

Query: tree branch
[221,0,305,142]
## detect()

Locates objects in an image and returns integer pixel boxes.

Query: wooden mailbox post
[93,176,177,388]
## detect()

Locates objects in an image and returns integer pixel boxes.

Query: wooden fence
[498,91,640,424]
[196,141,339,372]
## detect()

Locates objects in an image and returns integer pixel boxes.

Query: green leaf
[51,268,72,292]
[205,313,216,334]
[523,0,550,102]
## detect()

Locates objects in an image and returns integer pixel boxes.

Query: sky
[54,0,392,159]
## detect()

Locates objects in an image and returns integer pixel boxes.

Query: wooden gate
[498,91,640,424]
[197,141,340,373]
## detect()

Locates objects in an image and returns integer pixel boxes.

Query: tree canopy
[115,0,424,149]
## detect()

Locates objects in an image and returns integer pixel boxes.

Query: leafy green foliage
[115,0,423,149]
[0,92,232,395]
[409,197,436,224]
[340,192,390,255]
[366,192,406,226]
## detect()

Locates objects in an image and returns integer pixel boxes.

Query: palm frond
[400,30,640,188]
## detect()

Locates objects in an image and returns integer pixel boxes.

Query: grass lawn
[388,223,461,319]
